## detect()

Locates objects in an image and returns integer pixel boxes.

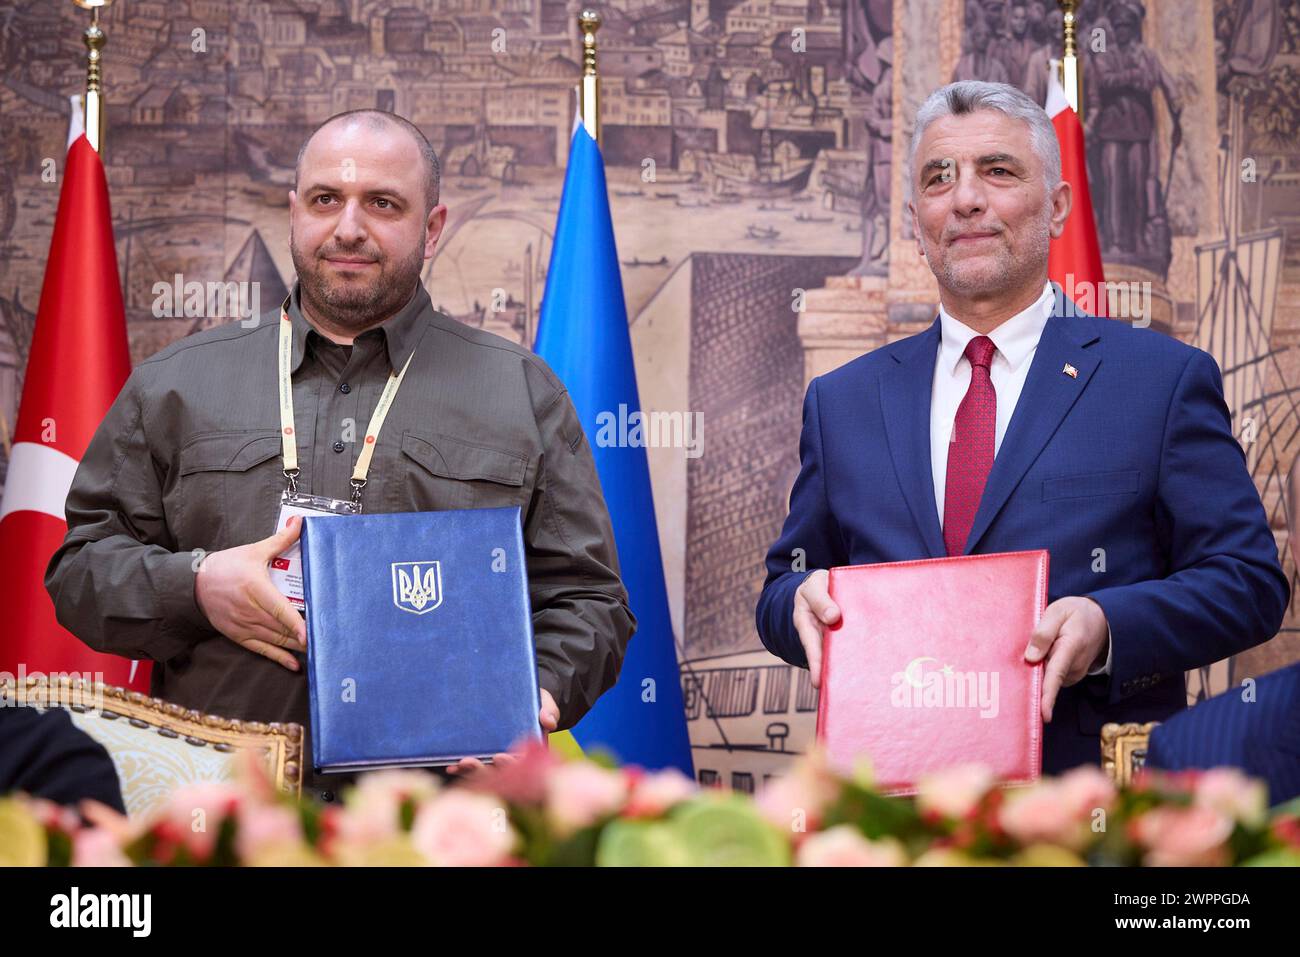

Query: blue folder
[300,507,542,771]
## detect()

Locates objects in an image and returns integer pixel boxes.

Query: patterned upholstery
[63,709,250,817]
[0,676,303,820]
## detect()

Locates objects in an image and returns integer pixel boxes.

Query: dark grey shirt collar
[284,279,431,374]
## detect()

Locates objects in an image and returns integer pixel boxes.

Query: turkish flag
[1046,72,1107,317]
[0,100,149,691]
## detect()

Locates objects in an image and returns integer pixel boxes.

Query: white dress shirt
[929,281,1111,675]
[930,282,1056,522]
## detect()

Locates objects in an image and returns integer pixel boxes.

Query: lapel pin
[1063,363,1078,379]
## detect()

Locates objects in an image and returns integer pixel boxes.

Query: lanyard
[278,298,415,506]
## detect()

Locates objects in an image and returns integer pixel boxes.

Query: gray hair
[295,109,442,213]
[908,81,1060,195]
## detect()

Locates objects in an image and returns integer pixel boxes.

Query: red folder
[818,550,1047,795]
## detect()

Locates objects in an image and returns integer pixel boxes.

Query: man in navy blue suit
[1145,663,1300,806]
[755,80,1289,773]
[1143,464,1300,806]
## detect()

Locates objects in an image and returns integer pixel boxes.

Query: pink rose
[998,767,1115,851]
[350,769,441,807]
[1056,765,1117,817]
[71,827,130,867]
[796,826,907,867]
[624,769,696,818]
[235,803,304,861]
[1130,805,1234,867]
[24,796,81,834]
[544,762,629,834]
[158,781,243,860]
[411,791,517,866]
[998,787,1087,850]
[756,751,842,833]
[335,769,440,844]
[1193,767,1268,828]
[916,764,997,821]
[79,799,142,847]
[469,738,560,806]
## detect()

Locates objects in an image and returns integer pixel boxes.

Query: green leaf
[1239,848,1300,867]
[596,820,691,867]
[670,796,791,867]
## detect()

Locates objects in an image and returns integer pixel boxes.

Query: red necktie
[943,335,997,556]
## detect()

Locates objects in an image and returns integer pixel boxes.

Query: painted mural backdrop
[1,0,1297,788]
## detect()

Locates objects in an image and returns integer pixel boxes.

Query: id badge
[269,491,359,610]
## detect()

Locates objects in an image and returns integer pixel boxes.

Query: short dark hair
[295,109,441,213]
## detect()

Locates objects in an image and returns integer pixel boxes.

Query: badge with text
[270,491,358,610]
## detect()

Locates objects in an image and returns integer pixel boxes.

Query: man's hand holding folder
[446,690,560,776]
[195,516,591,746]
[195,515,308,672]
[794,567,1110,723]
[1023,596,1110,722]
[792,570,839,691]
[815,552,1050,791]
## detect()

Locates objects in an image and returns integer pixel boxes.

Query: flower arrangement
[3,746,1298,867]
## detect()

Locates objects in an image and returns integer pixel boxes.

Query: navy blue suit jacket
[756,289,1289,773]
[1147,662,1300,807]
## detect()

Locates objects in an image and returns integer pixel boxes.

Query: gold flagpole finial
[1056,0,1083,116]
[579,10,601,143]
[74,0,113,154]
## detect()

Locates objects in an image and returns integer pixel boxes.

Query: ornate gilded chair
[1101,721,1159,787]
[0,673,303,819]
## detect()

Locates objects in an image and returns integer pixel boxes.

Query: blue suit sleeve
[755,377,848,667]
[1143,721,1176,770]
[1087,349,1290,704]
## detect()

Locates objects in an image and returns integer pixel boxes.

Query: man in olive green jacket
[45,110,635,799]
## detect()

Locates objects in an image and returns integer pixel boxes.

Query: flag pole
[579,10,601,144]
[73,0,112,154]
[1053,0,1083,117]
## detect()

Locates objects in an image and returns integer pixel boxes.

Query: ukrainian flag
[534,124,694,777]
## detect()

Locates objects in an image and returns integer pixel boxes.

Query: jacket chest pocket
[393,430,529,514]
[1041,469,1141,502]
[174,430,284,549]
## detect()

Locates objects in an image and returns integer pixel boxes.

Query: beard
[289,230,426,332]
[927,206,1053,300]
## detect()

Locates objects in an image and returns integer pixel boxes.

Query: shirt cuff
[161,549,216,632]
[1086,622,1113,676]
